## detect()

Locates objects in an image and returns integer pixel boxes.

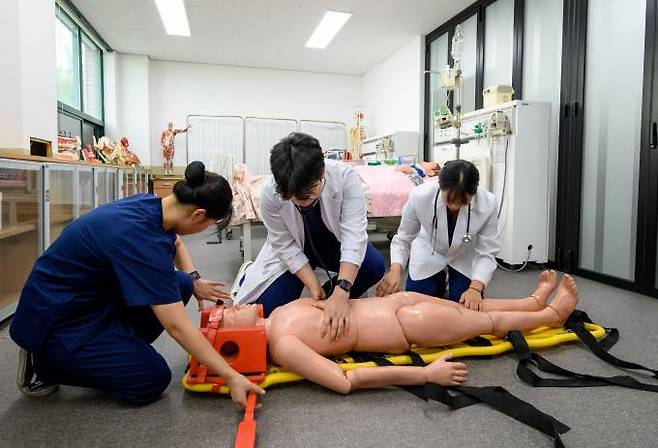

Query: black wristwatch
[188,270,201,281]
[337,278,352,293]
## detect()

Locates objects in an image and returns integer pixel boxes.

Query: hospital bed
[229,162,439,263]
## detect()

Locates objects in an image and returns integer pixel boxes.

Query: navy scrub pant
[405,266,472,302]
[255,242,385,317]
[34,271,194,406]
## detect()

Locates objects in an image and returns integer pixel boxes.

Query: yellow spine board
[181,323,606,394]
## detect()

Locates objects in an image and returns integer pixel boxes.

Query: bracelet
[468,286,483,295]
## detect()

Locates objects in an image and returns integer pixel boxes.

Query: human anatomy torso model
[160,122,190,175]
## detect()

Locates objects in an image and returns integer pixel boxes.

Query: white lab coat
[390,181,500,285]
[235,159,368,304]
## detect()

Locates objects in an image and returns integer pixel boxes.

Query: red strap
[198,306,223,383]
[235,392,258,448]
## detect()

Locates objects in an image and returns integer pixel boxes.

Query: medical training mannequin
[222,271,578,393]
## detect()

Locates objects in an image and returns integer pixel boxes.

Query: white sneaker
[17,348,59,397]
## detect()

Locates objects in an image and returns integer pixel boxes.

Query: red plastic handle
[235,392,258,448]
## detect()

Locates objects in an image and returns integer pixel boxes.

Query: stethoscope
[293,181,335,295]
[431,186,472,254]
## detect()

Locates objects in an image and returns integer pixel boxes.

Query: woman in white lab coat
[235,132,385,339]
[377,160,499,310]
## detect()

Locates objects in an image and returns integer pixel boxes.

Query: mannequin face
[167,122,173,131]
[223,305,260,327]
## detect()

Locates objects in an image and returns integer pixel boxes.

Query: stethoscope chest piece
[432,186,473,249]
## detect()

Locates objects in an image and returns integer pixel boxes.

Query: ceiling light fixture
[154,0,191,37]
[305,11,352,49]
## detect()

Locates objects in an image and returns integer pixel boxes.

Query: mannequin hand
[459,288,483,311]
[321,288,350,340]
[193,279,231,310]
[226,373,265,410]
[377,269,402,296]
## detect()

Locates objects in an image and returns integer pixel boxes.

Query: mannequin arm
[270,334,456,394]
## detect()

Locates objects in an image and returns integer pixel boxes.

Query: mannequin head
[221,304,262,328]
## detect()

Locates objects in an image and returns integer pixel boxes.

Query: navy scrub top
[10,194,183,354]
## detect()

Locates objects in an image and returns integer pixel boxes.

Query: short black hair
[270,132,324,200]
[173,161,233,227]
[439,159,479,205]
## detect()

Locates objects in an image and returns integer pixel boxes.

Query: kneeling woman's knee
[115,355,172,406]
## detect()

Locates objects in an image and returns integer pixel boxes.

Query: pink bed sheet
[230,163,436,224]
[353,165,437,217]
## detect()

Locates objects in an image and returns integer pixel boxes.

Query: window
[56,11,81,109]
[457,15,478,114]
[81,36,103,120]
[424,0,524,158]
[484,0,514,89]
[56,6,104,144]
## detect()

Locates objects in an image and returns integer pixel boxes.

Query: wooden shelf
[0,216,74,241]
[0,154,149,171]
[0,222,37,240]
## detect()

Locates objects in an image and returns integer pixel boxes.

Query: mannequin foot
[530,270,558,309]
[546,275,579,327]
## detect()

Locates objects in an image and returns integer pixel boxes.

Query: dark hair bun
[185,161,206,187]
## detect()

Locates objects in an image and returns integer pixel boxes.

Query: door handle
[651,122,657,149]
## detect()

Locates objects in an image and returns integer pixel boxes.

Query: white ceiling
[71,0,476,75]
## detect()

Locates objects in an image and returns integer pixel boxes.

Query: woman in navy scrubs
[10,161,264,407]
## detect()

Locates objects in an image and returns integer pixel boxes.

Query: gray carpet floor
[1,225,658,447]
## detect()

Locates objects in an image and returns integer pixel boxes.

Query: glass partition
[47,164,76,244]
[0,161,43,320]
[78,166,93,215]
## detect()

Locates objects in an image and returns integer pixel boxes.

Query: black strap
[464,336,493,347]
[564,310,658,378]
[353,351,569,448]
[509,330,658,392]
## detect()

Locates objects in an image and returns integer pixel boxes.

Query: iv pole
[425,25,466,160]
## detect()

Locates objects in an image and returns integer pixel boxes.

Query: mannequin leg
[480,270,558,312]
[398,275,578,345]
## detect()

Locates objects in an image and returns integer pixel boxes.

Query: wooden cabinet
[0,156,150,321]
[0,160,43,321]
[152,176,182,198]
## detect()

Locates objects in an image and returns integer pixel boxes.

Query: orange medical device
[186,304,267,392]
[235,392,258,448]
[186,304,266,448]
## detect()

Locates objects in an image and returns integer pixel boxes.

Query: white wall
[361,36,424,145]
[117,54,151,166]
[0,0,23,149]
[19,0,58,151]
[103,52,118,138]
[0,0,57,151]
[148,60,362,169]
